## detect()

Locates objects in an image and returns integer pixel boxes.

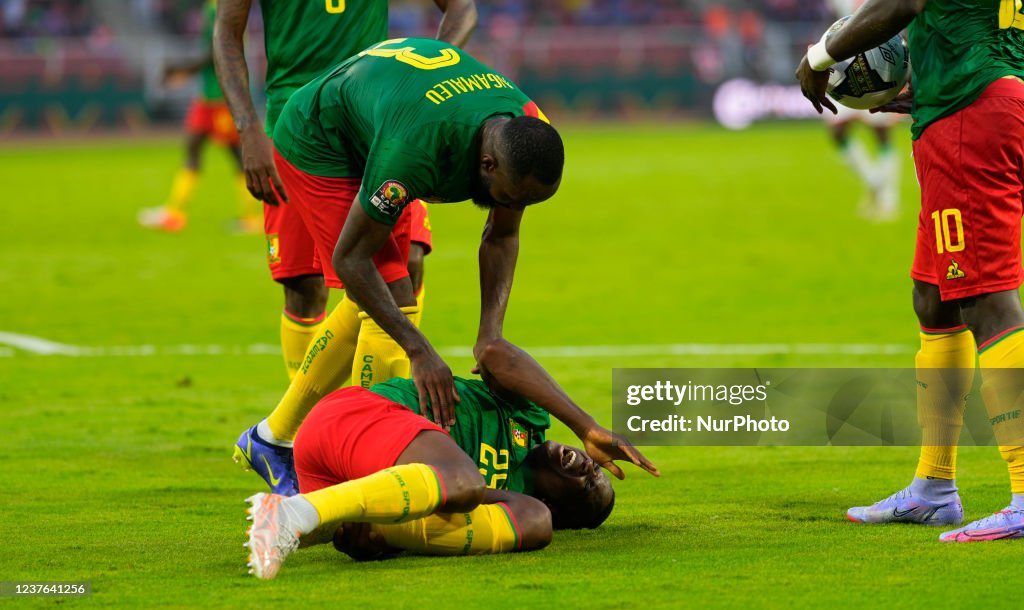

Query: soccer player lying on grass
[243,339,660,579]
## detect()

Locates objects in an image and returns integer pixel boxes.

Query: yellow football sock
[978,327,1024,495]
[303,463,444,528]
[280,309,325,381]
[166,168,198,213]
[371,502,521,556]
[352,306,417,389]
[267,296,361,442]
[914,327,976,480]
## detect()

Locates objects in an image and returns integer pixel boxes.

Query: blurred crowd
[1,0,96,37]
[1,0,833,39]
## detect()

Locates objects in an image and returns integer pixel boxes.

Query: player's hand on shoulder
[239,128,288,206]
[581,425,660,480]
[410,348,460,429]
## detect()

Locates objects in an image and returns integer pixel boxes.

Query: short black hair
[551,489,615,530]
[500,116,564,185]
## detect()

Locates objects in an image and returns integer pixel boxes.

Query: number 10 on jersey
[932,208,965,254]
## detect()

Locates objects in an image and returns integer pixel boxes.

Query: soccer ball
[824,16,909,110]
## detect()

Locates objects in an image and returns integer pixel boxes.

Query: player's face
[528,441,613,528]
[471,165,559,210]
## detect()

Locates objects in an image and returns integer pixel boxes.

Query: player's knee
[959,290,1024,345]
[282,274,329,316]
[505,495,552,551]
[436,463,486,513]
[912,281,958,329]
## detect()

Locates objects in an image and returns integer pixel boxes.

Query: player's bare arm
[433,0,478,48]
[334,203,460,424]
[212,0,286,205]
[477,338,661,480]
[796,0,925,114]
[475,206,521,357]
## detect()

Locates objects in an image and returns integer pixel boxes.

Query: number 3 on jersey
[325,0,344,14]
[359,38,461,70]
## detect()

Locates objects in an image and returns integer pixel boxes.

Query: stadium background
[4,1,1019,608]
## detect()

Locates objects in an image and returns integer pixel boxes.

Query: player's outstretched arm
[432,0,478,48]
[334,204,459,423]
[213,0,286,205]
[475,207,521,356]
[477,339,660,479]
[796,0,924,114]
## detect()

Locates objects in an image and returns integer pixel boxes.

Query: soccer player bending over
[233,38,566,498]
[797,0,1024,542]
[243,340,660,579]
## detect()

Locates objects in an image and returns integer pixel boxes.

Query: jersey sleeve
[358,137,439,226]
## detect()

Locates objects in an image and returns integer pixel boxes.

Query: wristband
[807,40,837,72]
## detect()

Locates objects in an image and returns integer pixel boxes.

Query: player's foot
[939,507,1024,542]
[229,216,262,235]
[244,492,302,579]
[233,425,299,496]
[847,485,963,525]
[137,206,187,232]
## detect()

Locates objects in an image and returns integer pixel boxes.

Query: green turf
[2,123,1019,608]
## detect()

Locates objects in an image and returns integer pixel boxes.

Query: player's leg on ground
[351,275,419,389]
[138,132,203,232]
[846,286,970,526]
[941,290,1024,541]
[245,430,484,578]
[302,429,486,533]
[366,489,551,556]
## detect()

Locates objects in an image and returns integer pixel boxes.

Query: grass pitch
[2,123,1019,608]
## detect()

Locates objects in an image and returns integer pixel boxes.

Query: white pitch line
[0,331,914,359]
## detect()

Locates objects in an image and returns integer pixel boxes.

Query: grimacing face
[527,440,614,528]
[471,162,559,210]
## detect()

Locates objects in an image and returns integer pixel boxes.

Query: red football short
[911,77,1024,301]
[185,99,239,146]
[268,150,413,287]
[408,199,433,253]
[293,386,445,493]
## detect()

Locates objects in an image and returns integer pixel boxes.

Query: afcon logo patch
[267,234,281,265]
[370,180,409,218]
[510,419,528,448]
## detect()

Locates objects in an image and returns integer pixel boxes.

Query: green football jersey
[260,0,388,134]
[199,0,222,101]
[908,0,1024,139]
[369,376,551,494]
[273,38,547,225]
